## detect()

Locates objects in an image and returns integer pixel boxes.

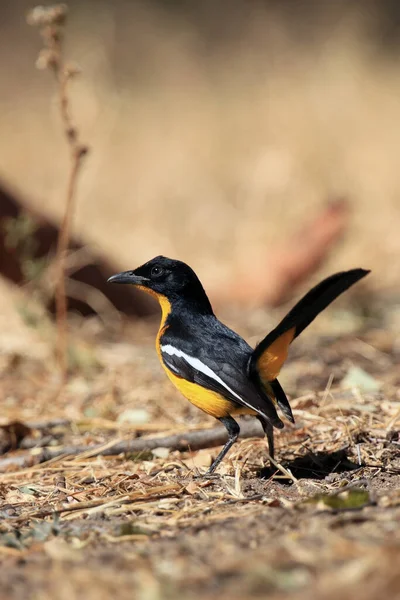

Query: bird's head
[108,256,213,313]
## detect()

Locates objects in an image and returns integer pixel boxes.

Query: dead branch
[264,198,351,306]
[24,418,71,430]
[0,419,265,472]
[214,199,350,307]
[27,4,89,380]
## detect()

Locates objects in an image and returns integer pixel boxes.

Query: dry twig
[0,419,265,472]
[27,4,89,379]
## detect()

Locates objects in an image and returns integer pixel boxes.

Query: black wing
[160,343,284,429]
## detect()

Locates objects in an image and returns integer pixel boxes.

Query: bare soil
[0,302,399,600]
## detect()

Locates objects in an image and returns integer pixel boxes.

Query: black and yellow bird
[108,257,369,474]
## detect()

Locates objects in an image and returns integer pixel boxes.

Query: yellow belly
[163,364,257,419]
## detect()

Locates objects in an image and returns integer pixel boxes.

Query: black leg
[206,416,240,475]
[257,416,275,463]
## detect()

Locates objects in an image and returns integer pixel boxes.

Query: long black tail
[248,268,369,412]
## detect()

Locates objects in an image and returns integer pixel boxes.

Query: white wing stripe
[160,344,256,411]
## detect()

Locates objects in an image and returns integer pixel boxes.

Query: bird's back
[162,310,252,373]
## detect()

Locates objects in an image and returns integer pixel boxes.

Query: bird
[108,257,369,475]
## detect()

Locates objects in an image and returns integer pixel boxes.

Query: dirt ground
[0,3,399,598]
[0,296,399,600]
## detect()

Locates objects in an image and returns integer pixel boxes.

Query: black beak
[107,271,148,285]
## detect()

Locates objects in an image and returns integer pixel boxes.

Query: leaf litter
[0,300,399,600]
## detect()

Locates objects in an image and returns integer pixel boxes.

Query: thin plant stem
[27,4,89,380]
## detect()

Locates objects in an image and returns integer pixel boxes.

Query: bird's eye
[151,266,164,278]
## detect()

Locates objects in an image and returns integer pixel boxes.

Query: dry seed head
[35,48,59,70]
[40,25,63,45]
[64,63,82,79]
[27,4,68,27]
[66,127,77,143]
[78,145,89,158]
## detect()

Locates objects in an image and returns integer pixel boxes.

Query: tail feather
[249,268,369,405]
[270,379,294,423]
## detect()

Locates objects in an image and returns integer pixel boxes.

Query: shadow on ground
[259,448,360,481]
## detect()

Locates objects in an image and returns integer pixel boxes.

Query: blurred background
[1,0,400,342]
[1,5,400,596]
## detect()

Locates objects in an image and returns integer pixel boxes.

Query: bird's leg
[205,416,240,476]
[257,417,275,466]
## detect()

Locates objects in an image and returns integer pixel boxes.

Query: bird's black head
[108,256,213,314]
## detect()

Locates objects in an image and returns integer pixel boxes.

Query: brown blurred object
[0,183,153,318]
[0,421,31,454]
[215,199,350,307]
[0,187,350,318]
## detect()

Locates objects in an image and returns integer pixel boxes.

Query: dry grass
[0,303,399,599]
[27,3,90,377]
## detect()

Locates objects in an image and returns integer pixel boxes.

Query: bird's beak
[107,271,148,285]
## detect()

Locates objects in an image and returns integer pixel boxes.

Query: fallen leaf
[185,481,200,495]
[117,409,150,425]
[302,488,371,511]
[182,450,213,469]
[152,447,170,459]
[341,366,381,392]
